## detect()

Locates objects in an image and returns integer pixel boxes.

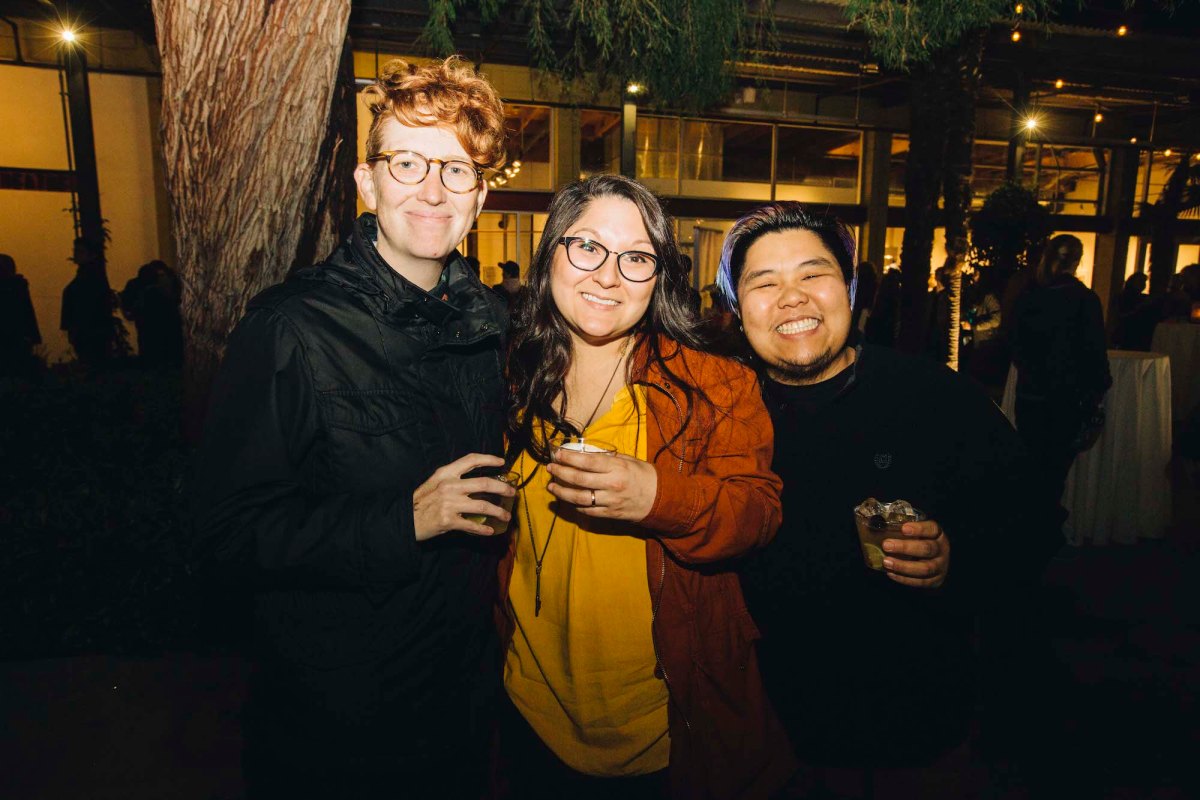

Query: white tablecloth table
[1001,350,1172,545]
[1150,321,1200,421]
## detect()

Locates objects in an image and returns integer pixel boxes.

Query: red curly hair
[361,56,507,170]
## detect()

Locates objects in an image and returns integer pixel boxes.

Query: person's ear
[354,162,379,212]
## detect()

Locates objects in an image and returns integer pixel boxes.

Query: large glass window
[636,115,680,195]
[1021,144,1109,215]
[1134,149,1186,215]
[887,137,1109,215]
[888,135,909,207]
[680,120,771,200]
[580,110,621,178]
[468,212,547,282]
[490,104,551,191]
[775,126,860,204]
[970,140,1010,205]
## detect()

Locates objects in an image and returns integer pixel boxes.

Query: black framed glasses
[364,150,484,194]
[557,237,659,283]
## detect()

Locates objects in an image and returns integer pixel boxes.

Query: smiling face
[550,195,658,348]
[737,228,855,385]
[353,117,487,283]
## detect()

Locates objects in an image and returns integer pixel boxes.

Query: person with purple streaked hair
[717,202,1063,795]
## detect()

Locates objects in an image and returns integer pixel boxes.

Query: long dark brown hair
[506,174,707,465]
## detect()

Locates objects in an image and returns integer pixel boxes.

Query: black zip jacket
[190,213,508,792]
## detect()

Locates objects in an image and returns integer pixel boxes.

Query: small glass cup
[463,468,520,534]
[549,436,617,492]
[550,435,619,458]
[853,498,926,571]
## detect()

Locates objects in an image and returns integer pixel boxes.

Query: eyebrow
[572,228,654,250]
[741,257,837,283]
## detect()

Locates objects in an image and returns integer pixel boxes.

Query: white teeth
[777,318,819,334]
[583,292,619,306]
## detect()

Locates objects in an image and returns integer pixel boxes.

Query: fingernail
[883,558,895,571]
[882,540,894,552]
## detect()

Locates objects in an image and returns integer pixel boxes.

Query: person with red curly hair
[192,57,514,797]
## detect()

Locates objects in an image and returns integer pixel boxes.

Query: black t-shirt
[742,346,1058,767]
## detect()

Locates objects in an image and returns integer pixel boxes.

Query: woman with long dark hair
[498,174,794,799]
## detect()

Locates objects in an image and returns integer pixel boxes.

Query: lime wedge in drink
[862,543,885,570]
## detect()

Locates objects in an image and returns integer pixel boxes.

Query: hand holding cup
[545,436,658,522]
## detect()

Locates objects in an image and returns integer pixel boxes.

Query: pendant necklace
[526,336,631,617]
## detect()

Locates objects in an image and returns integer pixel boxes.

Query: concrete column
[552,106,581,189]
[859,130,892,268]
[1005,74,1031,182]
[62,45,103,250]
[1093,146,1140,321]
[621,102,637,178]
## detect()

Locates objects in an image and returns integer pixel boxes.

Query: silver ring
[590,489,597,507]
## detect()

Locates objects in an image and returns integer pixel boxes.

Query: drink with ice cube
[853,498,925,571]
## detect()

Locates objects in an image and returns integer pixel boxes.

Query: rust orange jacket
[498,339,796,799]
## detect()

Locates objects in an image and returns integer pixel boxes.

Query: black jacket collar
[310,213,504,345]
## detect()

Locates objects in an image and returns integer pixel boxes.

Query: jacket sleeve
[189,307,421,595]
[641,361,783,564]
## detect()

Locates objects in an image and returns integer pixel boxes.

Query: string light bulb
[1164,149,1173,157]
[1024,117,1039,132]
[1055,78,1064,89]
[1117,25,1128,36]
[1130,137,1138,144]
[1015,3,1024,13]
[1011,29,1022,42]
[1094,112,1104,123]
[625,82,644,95]
[60,28,77,43]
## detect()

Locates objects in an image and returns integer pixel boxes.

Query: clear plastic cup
[853,498,926,571]
[463,469,520,534]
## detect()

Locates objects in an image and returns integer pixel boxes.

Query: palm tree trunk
[897,30,986,360]
[938,29,985,370]
[897,60,943,353]
[151,0,354,441]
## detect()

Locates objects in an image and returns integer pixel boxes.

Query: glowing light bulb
[626,83,644,95]
[1164,149,1173,157]
[1024,117,1039,132]
[61,29,77,43]
[1015,3,1024,14]
[1011,30,1022,42]
[1094,112,1104,123]
[1117,25,1128,37]
[1055,78,1064,89]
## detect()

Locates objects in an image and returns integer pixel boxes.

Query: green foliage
[969,181,1052,275]
[844,0,1055,69]
[0,367,244,657]
[422,0,776,111]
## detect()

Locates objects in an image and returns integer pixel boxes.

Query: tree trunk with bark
[152,0,354,441]
[897,30,986,362]
[937,29,985,370]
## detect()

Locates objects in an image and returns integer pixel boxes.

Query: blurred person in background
[0,253,41,378]
[1011,234,1112,510]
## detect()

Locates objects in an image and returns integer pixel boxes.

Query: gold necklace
[525,336,630,617]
